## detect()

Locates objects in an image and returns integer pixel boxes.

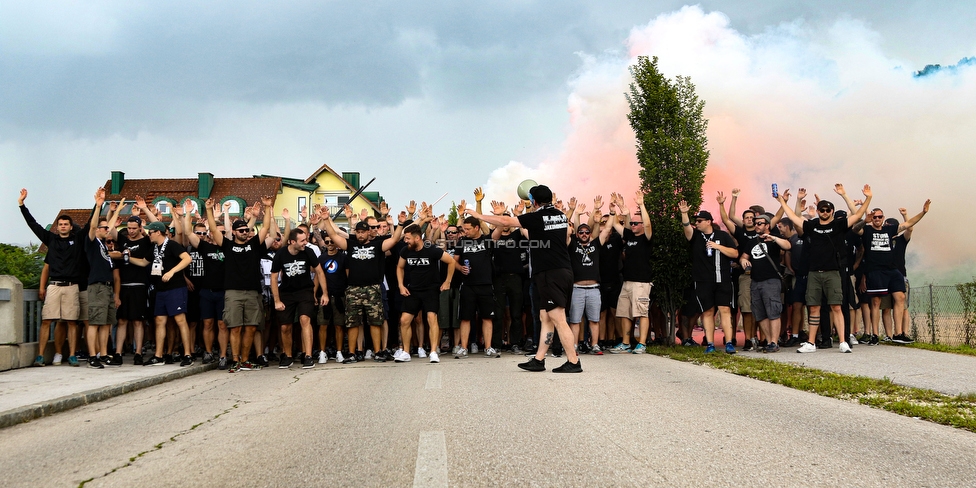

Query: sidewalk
[0,360,215,429]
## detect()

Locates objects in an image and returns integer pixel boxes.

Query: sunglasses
[577,231,590,235]
[695,219,706,223]
[369,225,380,229]
[818,208,833,213]
[194,231,208,236]
[235,228,249,233]
[323,240,333,244]
[872,215,884,219]
[755,221,769,226]
[446,230,459,234]
[630,222,643,226]
[97,225,109,230]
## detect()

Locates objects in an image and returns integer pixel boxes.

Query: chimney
[110,171,125,195]
[198,172,214,198]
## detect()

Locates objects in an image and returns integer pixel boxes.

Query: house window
[220,196,246,217]
[182,198,200,216]
[151,197,178,216]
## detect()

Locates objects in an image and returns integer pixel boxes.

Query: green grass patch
[903,342,976,357]
[646,345,976,433]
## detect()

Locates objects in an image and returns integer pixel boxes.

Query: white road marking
[425,370,441,390]
[413,430,448,487]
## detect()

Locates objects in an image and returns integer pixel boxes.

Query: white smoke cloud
[487,5,976,283]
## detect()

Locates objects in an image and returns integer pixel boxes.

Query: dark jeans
[493,273,524,348]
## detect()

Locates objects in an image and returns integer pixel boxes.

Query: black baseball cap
[528,185,553,204]
[817,200,835,212]
[232,219,249,230]
[694,210,713,221]
[355,221,370,231]
[126,216,142,224]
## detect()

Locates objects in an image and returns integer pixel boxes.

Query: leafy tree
[0,243,45,288]
[447,202,459,226]
[626,55,709,344]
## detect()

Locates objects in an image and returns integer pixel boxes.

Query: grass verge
[646,345,976,433]
[903,342,976,357]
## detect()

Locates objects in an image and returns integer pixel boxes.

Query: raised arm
[184,200,201,248]
[320,211,348,250]
[18,189,54,245]
[107,199,125,241]
[206,198,224,247]
[898,199,930,233]
[776,190,804,230]
[635,191,651,240]
[717,190,738,233]
[134,196,158,223]
[846,184,872,226]
[257,196,273,243]
[89,188,105,240]
[610,192,628,235]
[678,200,694,241]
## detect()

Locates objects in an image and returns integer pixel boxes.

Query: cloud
[487,5,976,282]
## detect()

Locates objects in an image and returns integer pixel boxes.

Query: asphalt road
[3,353,975,487]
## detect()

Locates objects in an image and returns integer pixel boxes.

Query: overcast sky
[2,1,974,280]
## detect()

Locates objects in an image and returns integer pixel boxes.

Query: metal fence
[23,289,44,343]
[909,284,976,347]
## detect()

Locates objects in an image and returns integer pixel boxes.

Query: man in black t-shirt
[454,215,497,358]
[271,229,328,369]
[610,192,653,354]
[739,214,791,353]
[314,227,348,362]
[857,201,929,344]
[489,205,527,354]
[183,207,227,366]
[143,221,193,366]
[85,188,120,369]
[396,224,455,363]
[207,196,274,372]
[471,184,581,373]
[679,203,739,354]
[567,197,612,354]
[778,184,872,354]
[320,210,404,363]
[598,214,623,350]
[110,215,153,365]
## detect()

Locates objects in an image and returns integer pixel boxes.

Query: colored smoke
[484,5,976,283]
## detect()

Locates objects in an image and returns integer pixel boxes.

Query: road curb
[0,362,217,430]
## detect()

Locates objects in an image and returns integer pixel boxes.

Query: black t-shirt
[319,250,348,295]
[802,218,849,272]
[517,205,571,276]
[400,245,445,291]
[493,231,526,275]
[689,228,735,283]
[346,239,386,286]
[621,228,652,282]
[151,238,188,292]
[186,245,205,288]
[599,231,623,285]
[568,236,601,283]
[789,233,808,277]
[193,241,226,290]
[271,247,318,293]
[117,234,152,285]
[893,234,909,277]
[455,235,494,285]
[733,226,758,254]
[861,224,899,272]
[85,236,115,285]
[221,236,267,291]
[441,246,462,289]
[743,237,784,282]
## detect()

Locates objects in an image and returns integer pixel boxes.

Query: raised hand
[379,200,390,217]
[173,202,185,217]
[457,199,468,216]
[261,195,273,207]
[343,204,353,220]
[406,200,417,216]
[491,200,506,215]
[716,191,726,205]
[781,189,791,203]
[568,197,577,211]
[94,187,106,205]
[922,199,931,213]
[678,200,690,214]
[109,200,119,213]
[862,185,872,198]
[576,203,586,215]
[281,208,290,221]
[18,189,27,205]
[899,207,908,217]
[634,191,644,207]
[299,206,307,220]
[398,211,408,225]
[183,199,194,215]
[593,195,603,211]
[797,188,807,201]
[359,208,368,221]
[473,187,485,203]
[135,195,148,209]
[731,188,740,197]
[514,200,525,216]
[834,184,846,196]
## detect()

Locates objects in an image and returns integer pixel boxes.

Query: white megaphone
[516,179,538,201]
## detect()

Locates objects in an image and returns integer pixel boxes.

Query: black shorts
[789,274,808,305]
[199,288,225,321]
[692,279,734,313]
[118,285,148,321]
[276,289,316,325]
[600,281,622,312]
[402,288,439,317]
[459,284,495,321]
[866,269,907,295]
[533,268,573,312]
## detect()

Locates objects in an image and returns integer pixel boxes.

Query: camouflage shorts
[345,285,384,328]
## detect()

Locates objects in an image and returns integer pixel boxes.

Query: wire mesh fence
[909,283,976,347]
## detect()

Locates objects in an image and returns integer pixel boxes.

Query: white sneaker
[452,345,461,355]
[318,350,327,364]
[849,334,859,346]
[470,343,479,354]
[486,347,500,358]
[394,349,410,362]
[336,351,345,363]
[797,342,817,353]
[455,347,468,359]
[52,353,63,366]
[839,342,852,353]
[418,347,427,358]
[429,351,439,363]
[365,349,374,360]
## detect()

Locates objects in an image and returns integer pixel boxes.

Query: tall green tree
[0,243,45,288]
[626,55,709,343]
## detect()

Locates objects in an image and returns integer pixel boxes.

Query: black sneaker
[742,339,754,351]
[133,353,144,366]
[552,360,582,373]
[107,353,123,367]
[870,334,880,345]
[256,354,270,367]
[218,356,229,370]
[266,352,279,362]
[518,357,546,372]
[88,356,104,369]
[355,351,364,362]
[279,356,294,369]
[163,354,174,365]
[302,356,315,369]
[180,355,193,367]
[77,351,89,360]
[145,356,165,366]
[342,355,356,364]
[202,352,215,364]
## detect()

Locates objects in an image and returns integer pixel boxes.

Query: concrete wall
[0,275,37,371]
